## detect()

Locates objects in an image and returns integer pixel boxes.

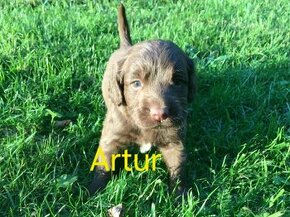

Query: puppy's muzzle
[150,107,169,123]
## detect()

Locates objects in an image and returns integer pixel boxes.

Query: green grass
[0,0,289,216]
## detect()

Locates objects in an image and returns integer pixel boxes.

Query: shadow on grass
[185,62,289,194]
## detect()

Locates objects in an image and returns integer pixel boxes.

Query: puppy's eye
[131,80,142,89]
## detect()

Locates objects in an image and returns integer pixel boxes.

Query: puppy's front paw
[89,170,111,195]
[169,179,190,202]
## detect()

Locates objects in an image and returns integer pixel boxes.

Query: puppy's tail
[118,4,132,48]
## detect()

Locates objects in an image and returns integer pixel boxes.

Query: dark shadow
[184,62,289,204]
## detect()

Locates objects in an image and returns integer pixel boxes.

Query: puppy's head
[110,40,195,129]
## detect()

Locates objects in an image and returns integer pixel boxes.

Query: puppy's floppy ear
[187,57,196,103]
[108,58,126,106]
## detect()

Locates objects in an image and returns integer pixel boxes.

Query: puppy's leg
[89,138,120,195]
[158,142,187,195]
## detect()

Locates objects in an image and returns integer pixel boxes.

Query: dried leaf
[108,204,124,217]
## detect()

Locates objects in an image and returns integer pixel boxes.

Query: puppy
[90,4,196,195]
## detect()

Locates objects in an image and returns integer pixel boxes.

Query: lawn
[0,0,289,216]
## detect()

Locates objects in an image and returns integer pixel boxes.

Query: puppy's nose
[150,107,169,122]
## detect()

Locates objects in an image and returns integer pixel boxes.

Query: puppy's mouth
[137,120,172,130]
[152,121,170,129]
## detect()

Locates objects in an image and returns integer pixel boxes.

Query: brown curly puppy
[90,4,196,196]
